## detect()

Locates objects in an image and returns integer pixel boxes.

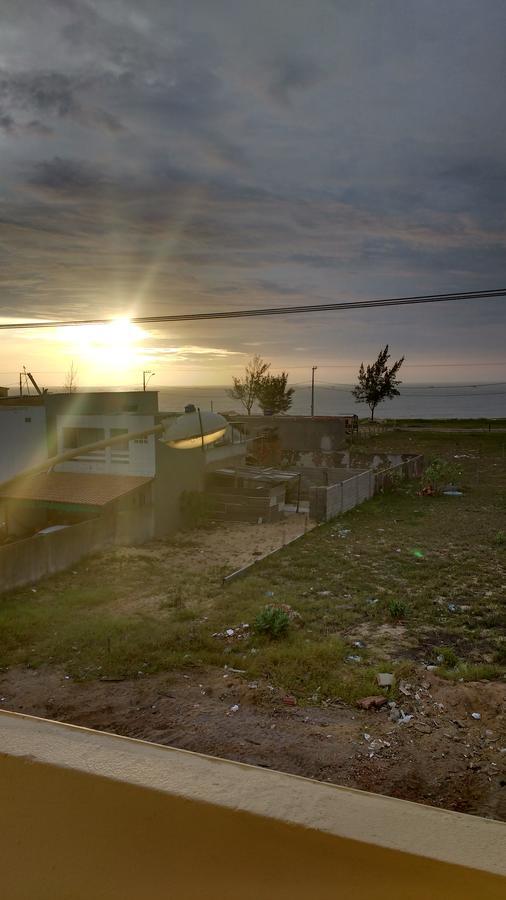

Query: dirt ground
[158,511,313,573]
[2,665,504,821]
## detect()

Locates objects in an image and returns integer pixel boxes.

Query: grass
[0,428,504,700]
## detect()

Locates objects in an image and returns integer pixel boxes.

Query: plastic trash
[398,712,413,725]
[377,673,394,688]
[471,712,481,720]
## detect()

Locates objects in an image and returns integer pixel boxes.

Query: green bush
[254,605,290,639]
[388,599,408,620]
[494,530,506,546]
[434,645,459,668]
[422,457,460,494]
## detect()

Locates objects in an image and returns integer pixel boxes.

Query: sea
[150,384,505,419]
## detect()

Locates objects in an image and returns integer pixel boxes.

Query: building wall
[44,391,159,456]
[153,444,206,536]
[55,413,157,477]
[0,503,155,592]
[234,415,347,465]
[152,439,246,537]
[0,406,48,483]
[0,712,504,900]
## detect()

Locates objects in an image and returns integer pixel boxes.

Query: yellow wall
[0,711,504,900]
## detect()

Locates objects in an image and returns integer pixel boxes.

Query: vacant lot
[1,428,505,819]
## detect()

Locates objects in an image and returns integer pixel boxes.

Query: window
[110,428,130,463]
[62,426,105,459]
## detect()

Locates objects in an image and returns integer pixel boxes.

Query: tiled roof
[0,472,153,507]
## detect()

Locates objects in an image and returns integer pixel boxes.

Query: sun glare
[58,318,145,377]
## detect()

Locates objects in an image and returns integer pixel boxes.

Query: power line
[0,288,504,330]
[293,380,506,389]
[285,362,506,369]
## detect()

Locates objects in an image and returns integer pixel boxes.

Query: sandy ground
[2,665,504,821]
[113,511,314,575]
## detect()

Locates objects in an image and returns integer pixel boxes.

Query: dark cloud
[0,68,125,134]
[268,57,325,105]
[0,0,504,372]
[28,157,107,197]
[0,70,78,116]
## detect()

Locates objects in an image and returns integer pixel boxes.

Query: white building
[0,405,48,483]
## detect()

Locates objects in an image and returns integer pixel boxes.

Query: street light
[143,370,155,391]
[160,405,227,450]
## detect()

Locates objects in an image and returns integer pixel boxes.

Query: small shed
[205,466,299,523]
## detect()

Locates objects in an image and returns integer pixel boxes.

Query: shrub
[434,645,459,668]
[422,457,460,495]
[388,599,407,620]
[494,531,506,546]
[254,605,290,639]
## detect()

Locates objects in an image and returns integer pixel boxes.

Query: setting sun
[58,318,145,376]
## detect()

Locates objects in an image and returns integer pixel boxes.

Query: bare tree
[227,355,270,415]
[64,361,79,394]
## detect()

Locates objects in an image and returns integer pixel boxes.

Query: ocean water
[154,384,505,419]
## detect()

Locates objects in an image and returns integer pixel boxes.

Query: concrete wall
[234,415,347,457]
[152,440,246,537]
[0,406,48,483]
[309,455,423,522]
[0,711,504,900]
[0,505,155,593]
[153,444,206,537]
[310,471,374,521]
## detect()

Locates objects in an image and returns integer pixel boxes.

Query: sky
[1,0,506,388]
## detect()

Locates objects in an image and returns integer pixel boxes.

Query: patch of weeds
[440,663,504,682]
[246,634,378,704]
[393,660,418,681]
[494,530,506,546]
[172,607,198,623]
[254,606,290,639]
[422,457,461,494]
[494,643,506,665]
[433,645,459,668]
[388,599,408,620]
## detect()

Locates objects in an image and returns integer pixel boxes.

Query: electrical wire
[0,288,504,330]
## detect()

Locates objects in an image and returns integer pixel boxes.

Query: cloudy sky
[1,0,505,387]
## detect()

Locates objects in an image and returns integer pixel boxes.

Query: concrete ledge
[0,710,504,899]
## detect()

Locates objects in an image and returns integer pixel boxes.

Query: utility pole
[143,370,155,391]
[311,365,318,417]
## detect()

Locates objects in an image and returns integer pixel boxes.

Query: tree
[352,345,404,421]
[256,372,295,415]
[64,361,78,394]
[227,355,270,415]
